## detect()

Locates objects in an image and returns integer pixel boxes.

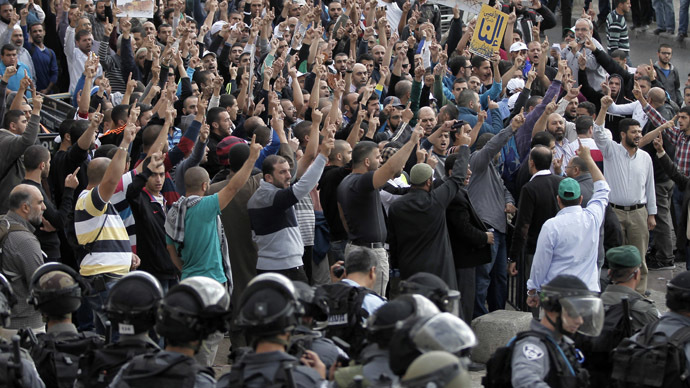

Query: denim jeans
[85,278,118,341]
[653,0,676,31]
[679,0,689,33]
[474,231,507,318]
[674,185,685,256]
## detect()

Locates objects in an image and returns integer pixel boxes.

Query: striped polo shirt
[75,186,132,276]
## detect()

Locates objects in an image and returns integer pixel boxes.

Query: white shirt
[64,26,103,93]
[607,100,648,128]
[527,180,610,292]
[593,123,657,214]
[377,0,402,34]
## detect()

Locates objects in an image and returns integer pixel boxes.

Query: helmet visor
[409,313,478,354]
[559,296,604,337]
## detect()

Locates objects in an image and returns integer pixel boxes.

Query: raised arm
[218,135,262,210]
[372,125,423,188]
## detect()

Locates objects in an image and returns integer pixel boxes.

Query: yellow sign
[469,5,509,59]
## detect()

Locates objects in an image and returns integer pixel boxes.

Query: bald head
[87,157,112,187]
[648,87,667,106]
[9,184,40,211]
[184,167,210,193]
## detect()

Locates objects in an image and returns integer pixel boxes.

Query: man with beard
[86,0,110,42]
[0,44,31,94]
[318,140,352,266]
[338,127,424,296]
[525,40,557,96]
[564,20,607,90]
[22,145,78,263]
[201,107,233,179]
[65,27,102,93]
[595,95,656,294]
[654,44,682,106]
[0,96,42,215]
[25,22,57,94]
[12,14,35,85]
[280,99,298,129]
[0,184,46,339]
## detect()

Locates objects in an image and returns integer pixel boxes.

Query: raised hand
[511,108,525,131]
[64,166,80,189]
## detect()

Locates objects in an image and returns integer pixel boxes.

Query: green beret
[607,245,641,268]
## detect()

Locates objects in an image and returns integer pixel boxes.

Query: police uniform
[334,343,398,388]
[601,245,660,331]
[510,320,588,388]
[108,350,216,388]
[600,285,660,330]
[217,351,324,387]
[0,341,46,388]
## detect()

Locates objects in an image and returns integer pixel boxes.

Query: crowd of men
[1,0,690,385]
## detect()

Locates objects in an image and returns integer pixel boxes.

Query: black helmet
[366,297,416,347]
[399,273,461,317]
[28,263,88,316]
[293,281,329,327]
[105,271,164,335]
[236,273,301,337]
[539,275,604,337]
[0,273,16,327]
[666,272,690,313]
[155,277,230,343]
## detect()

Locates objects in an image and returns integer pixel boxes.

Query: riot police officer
[509,274,600,388]
[401,351,471,388]
[333,297,418,387]
[109,276,230,388]
[218,273,326,387]
[76,271,164,387]
[26,263,104,388]
[601,245,660,329]
[0,272,45,388]
[398,272,461,317]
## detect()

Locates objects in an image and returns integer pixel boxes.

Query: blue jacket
[457,107,504,138]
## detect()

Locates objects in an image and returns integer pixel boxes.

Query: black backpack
[482,330,588,388]
[318,282,374,358]
[29,330,105,388]
[113,351,213,388]
[611,320,690,388]
[75,339,160,388]
[573,298,634,387]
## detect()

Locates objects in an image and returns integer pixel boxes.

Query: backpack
[221,356,299,388]
[0,217,29,277]
[573,298,634,387]
[318,282,374,358]
[611,320,690,388]
[113,351,213,388]
[482,330,588,388]
[75,339,160,388]
[29,330,105,388]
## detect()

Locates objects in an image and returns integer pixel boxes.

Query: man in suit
[509,146,565,280]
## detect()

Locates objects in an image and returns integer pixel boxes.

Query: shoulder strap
[668,326,690,347]
[638,320,663,345]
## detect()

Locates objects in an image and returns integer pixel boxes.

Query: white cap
[210,21,228,35]
[509,42,528,52]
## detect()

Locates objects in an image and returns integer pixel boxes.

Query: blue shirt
[22,25,58,91]
[527,180,610,292]
[0,61,32,97]
[342,279,386,319]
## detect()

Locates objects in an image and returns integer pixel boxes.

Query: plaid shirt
[644,104,690,176]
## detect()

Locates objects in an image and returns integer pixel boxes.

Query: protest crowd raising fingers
[2,0,690,385]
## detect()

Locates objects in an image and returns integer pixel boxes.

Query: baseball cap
[202,50,217,59]
[211,21,228,35]
[558,178,581,201]
[383,96,405,109]
[509,42,528,52]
